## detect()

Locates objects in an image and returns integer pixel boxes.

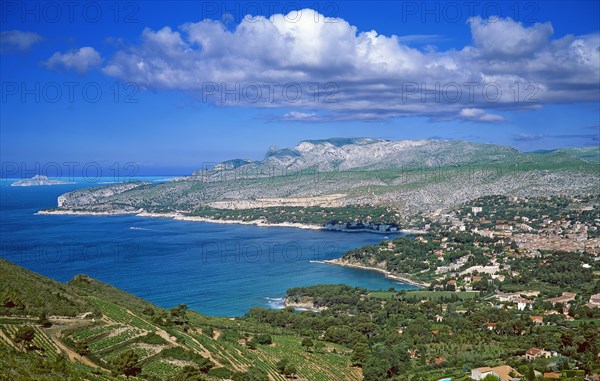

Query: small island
[11,175,75,187]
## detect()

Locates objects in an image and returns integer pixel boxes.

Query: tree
[276,358,290,373]
[196,357,214,373]
[152,311,173,327]
[74,340,89,356]
[351,342,370,367]
[253,334,273,345]
[170,304,190,330]
[276,358,297,378]
[13,325,35,351]
[301,338,314,352]
[314,341,326,353]
[363,357,391,381]
[112,349,141,378]
[283,363,297,378]
[37,312,51,328]
[248,334,272,349]
[526,366,535,381]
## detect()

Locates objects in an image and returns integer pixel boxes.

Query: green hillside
[0,259,361,381]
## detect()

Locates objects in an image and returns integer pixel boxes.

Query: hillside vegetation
[0,259,361,380]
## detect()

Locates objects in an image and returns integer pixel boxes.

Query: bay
[0,178,416,316]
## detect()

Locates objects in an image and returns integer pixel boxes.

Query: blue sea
[0,178,416,316]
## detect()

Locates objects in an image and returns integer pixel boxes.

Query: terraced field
[1,324,58,359]
[87,297,155,330]
[256,335,361,381]
[0,259,363,380]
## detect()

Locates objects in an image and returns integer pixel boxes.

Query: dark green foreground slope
[0,259,361,381]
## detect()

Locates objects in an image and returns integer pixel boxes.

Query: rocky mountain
[45,138,600,223]
[193,138,524,179]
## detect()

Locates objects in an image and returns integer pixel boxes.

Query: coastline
[137,211,323,230]
[36,209,322,230]
[320,259,430,288]
[283,298,327,312]
[37,209,425,235]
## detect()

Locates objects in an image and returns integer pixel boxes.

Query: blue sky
[1,1,599,175]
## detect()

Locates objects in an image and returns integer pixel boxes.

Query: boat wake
[129,226,155,231]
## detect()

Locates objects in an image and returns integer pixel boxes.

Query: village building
[546,292,577,306]
[586,293,600,308]
[525,347,551,361]
[471,365,521,381]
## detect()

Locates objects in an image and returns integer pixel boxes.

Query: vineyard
[256,335,361,381]
[1,324,59,360]
[0,258,363,380]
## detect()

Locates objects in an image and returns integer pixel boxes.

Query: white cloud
[459,108,504,122]
[45,47,102,74]
[283,111,318,121]
[468,16,553,58]
[0,30,42,53]
[96,9,599,121]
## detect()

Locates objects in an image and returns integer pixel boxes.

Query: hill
[3,190,600,380]
[0,259,362,380]
[43,138,599,226]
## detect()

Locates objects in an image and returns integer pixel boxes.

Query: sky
[1,0,599,175]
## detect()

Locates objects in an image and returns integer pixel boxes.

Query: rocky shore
[321,259,430,288]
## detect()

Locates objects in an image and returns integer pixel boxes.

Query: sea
[0,177,417,317]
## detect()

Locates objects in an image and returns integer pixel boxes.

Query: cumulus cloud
[468,16,553,58]
[45,47,102,74]
[0,30,42,53]
[95,9,599,121]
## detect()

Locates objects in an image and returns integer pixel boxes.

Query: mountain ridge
[44,138,599,224]
[202,138,524,175]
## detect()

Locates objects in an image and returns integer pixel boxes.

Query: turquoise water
[0,178,416,316]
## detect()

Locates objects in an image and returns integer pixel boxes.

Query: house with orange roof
[525,347,551,361]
